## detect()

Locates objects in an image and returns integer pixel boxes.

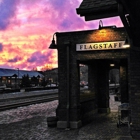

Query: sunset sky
[0,0,123,71]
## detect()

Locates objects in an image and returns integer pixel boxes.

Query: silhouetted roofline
[0,68,44,78]
[76,0,119,20]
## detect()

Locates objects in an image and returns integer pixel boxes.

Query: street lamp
[16,68,19,87]
[98,20,116,29]
[49,32,59,49]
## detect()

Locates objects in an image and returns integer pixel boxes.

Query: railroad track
[0,88,88,111]
[0,92,58,111]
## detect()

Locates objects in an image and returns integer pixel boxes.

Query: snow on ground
[0,100,58,124]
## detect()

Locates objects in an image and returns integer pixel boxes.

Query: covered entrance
[50,26,130,129]
[75,0,140,138]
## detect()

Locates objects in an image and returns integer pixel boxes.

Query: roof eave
[76,4,119,20]
[85,11,119,21]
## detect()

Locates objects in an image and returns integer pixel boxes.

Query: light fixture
[49,32,58,49]
[99,20,103,29]
[98,20,116,30]
[110,64,115,67]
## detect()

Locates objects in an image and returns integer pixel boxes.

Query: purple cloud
[27,51,47,63]
[0,0,18,30]
[0,43,3,51]
[8,56,22,62]
[50,0,66,9]
[27,50,54,69]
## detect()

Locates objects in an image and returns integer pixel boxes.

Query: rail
[0,87,89,111]
[0,92,58,111]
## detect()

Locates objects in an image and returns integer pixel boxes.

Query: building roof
[0,68,43,78]
[76,0,118,21]
[77,0,140,46]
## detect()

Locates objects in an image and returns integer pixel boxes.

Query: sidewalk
[0,95,133,140]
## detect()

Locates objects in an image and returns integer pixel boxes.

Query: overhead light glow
[110,64,115,67]
[123,44,130,48]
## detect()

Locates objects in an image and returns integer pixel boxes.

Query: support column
[56,43,81,129]
[88,61,98,95]
[97,60,110,113]
[68,62,81,128]
[120,59,128,103]
[129,49,140,139]
[88,61,98,108]
[56,44,70,128]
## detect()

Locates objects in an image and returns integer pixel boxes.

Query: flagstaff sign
[76,41,129,51]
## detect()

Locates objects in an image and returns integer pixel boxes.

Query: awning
[76,0,118,21]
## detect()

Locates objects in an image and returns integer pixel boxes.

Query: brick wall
[56,27,130,128]
[129,49,140,138]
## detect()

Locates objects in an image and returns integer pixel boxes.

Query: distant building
[0,68,44,87]
[44,68,58,84]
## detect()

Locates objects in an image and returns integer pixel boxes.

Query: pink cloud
[0,0,123,70]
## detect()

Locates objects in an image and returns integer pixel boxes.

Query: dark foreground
[0,96,133,140]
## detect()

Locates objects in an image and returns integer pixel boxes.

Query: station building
[49,0,140,139]
[54,26,129,128]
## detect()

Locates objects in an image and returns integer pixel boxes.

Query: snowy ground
[110,95,121,112]
[0,100,58,124]
[0,95,131,140]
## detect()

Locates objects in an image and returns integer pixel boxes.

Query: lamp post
[37,75,40,86]
[16,68,19,88]
[13,74,17,89]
